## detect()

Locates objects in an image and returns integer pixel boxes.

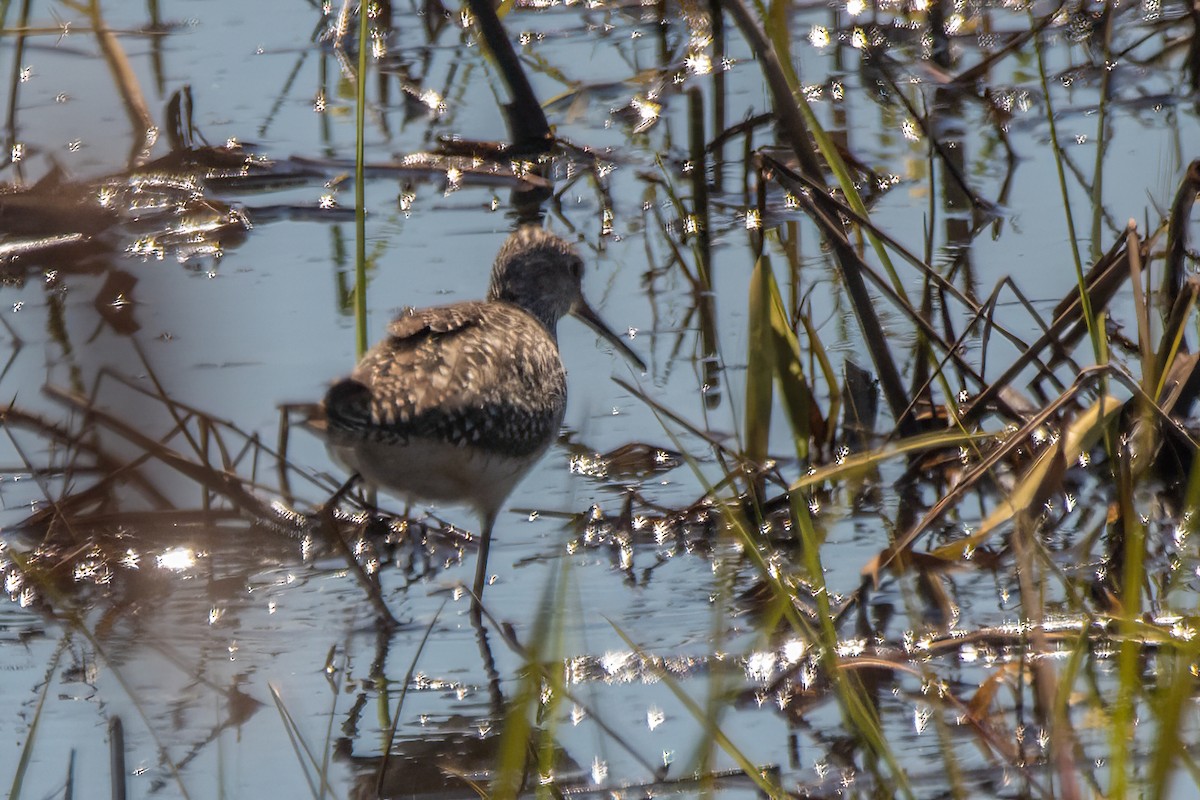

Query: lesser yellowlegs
[322,225,644,600]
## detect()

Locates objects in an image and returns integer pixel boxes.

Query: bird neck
[488,288,563,338]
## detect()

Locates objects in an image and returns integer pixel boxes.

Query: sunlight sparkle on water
[913,704,930,734]
[745,651,777,681]
[419,89,444,112]
[808,25,830,47]
[835,638,865,657]
[685,51,712,75]
[73,553,112,585]
[157,546,195,572]
[647,706,665,730]
[800,659,818,690]
[782,638,807,663]
[629,95,661,133]
[570,453,608,478]
[600,650,634,681]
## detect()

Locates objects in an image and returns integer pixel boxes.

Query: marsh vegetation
[2,0,1200,797]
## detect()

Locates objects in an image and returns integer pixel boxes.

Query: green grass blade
[9,632,70,800]
[269,682,344,800]
[377,602,447,796]
[353,1,370,357]
[767,264,818,458]
[491,566,566,799]
[1030,8,1102,365]
[745,255,774,467]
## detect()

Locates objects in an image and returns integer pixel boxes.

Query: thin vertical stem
[354,1,370,357]
[1031,11,1100,364]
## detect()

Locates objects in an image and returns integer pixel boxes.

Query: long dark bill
[573,300,647,372]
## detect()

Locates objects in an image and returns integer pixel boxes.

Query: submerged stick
[464,0,552,152]
[65,0,155,166]
[1162,159,1200,315]
[110,716,126,800]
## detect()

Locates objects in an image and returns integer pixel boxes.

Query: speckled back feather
[325,299,567,458]
[323,225,581,459]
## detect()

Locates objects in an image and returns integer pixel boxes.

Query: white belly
[326,435,546,518]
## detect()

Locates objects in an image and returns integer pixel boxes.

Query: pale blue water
[0,0,1197,796]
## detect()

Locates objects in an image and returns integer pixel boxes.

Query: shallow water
[2,0,1200,796]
